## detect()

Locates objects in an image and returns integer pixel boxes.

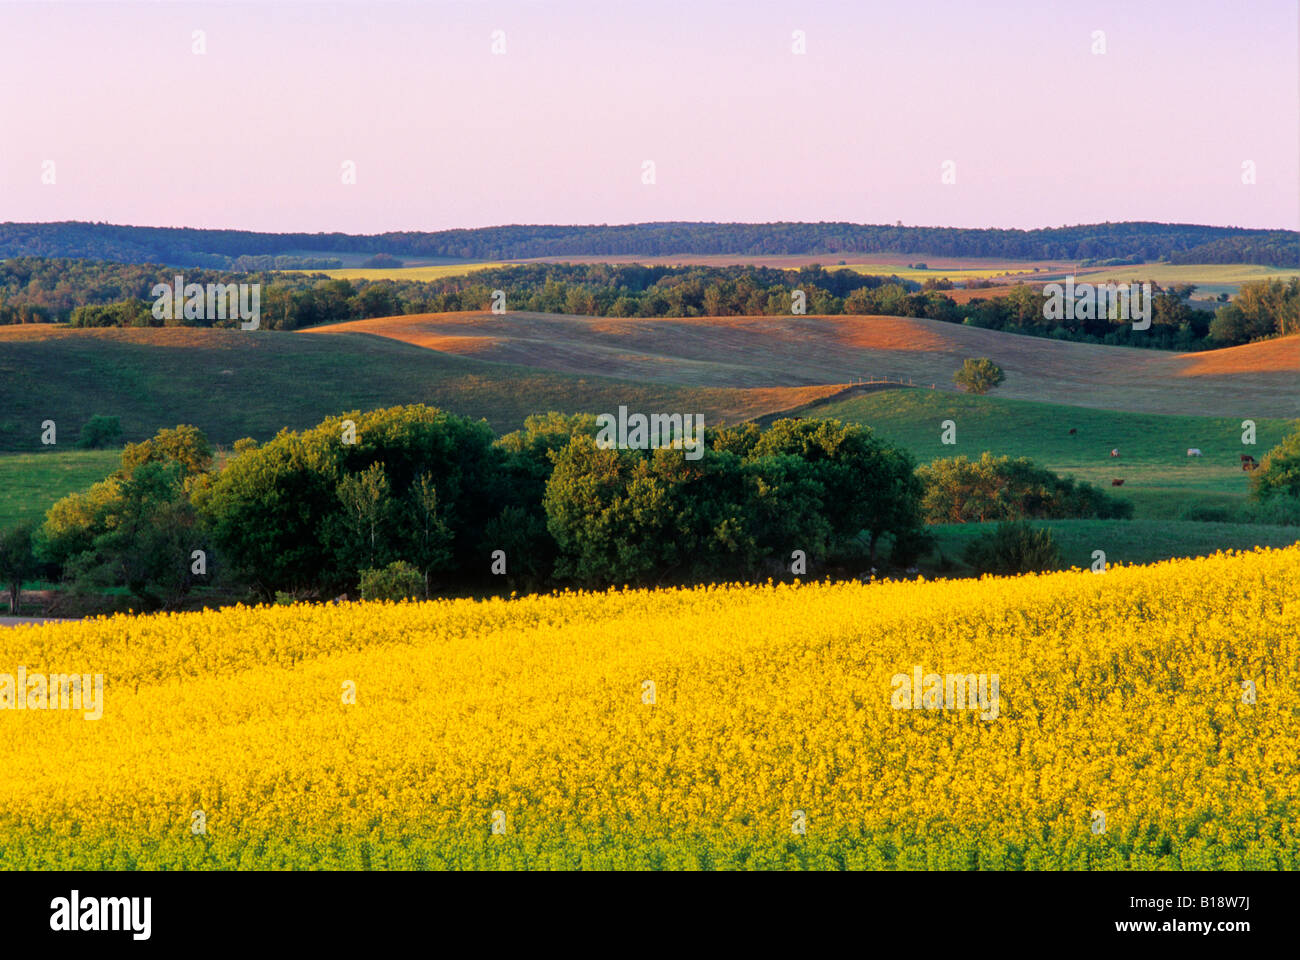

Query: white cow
[1187,448,1202,457]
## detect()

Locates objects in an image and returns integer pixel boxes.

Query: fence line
[847,376,939,389]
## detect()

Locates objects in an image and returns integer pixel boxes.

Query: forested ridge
[2,220,1295,267]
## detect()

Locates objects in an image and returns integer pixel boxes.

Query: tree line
[5,258,1293,350]
[2,220,1296,266]
[1,406,1146,612]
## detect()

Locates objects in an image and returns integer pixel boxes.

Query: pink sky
[2,0,1296,233]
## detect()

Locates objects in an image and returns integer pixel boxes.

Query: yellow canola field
[1,547,1297,870]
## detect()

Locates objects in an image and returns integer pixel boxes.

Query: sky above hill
[1,0,1296,234]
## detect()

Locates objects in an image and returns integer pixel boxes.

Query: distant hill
[302,312,1300,419]
[2,220,1296,268]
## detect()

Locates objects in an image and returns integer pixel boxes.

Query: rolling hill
[2,315,1294,538]
[0,324,841,452]
[302,312,1299,418]
[786,389,1295,520]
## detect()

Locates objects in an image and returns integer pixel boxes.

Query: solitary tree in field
[953,357,1005,395]
[75,414,122,450]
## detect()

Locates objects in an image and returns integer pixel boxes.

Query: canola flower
[0,547,1297,870]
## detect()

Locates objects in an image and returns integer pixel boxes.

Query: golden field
[1,547,1296,870]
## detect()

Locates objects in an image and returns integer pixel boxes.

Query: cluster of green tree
[16,408,925,607]
[3,220,1295,267]
[68,300,153,327]
[405,263,909,319]
[1208,278,1300,344]
[974,278,1299,349]
[0,258,281,322]
[957,283,1221,350]
[860,280,1243,351]
[0,259,912,325]
[1170,233,1300,267]
[4,259,1293,350]
[8,408,1299,613]
[917,453,1133,524]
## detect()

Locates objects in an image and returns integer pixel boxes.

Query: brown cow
[1111,478,1125,486]
[1068,428,1077,435]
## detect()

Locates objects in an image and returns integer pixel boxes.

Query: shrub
[1178,500,1240,523]
[68,300,151,328]
[1245,496,1300,526]
[75,415,122,449]
[963,521,1061,576]
[952,357,1005,395]
[1250,425,1300,502]
[359,560,425,602]
[919,453,1130,524]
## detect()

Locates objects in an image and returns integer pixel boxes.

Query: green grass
[0,326,835,453]
[925,519,1300,575]
[0,449,120,529]
[802,388,1294,517]
[3,324,1294,570]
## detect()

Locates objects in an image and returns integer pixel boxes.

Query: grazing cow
[1187,448,1202,457]
[1110,448,1120,457]
[1068,428,1077,435]
[1111,478,1125,486]
[1242,456,1259,471]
